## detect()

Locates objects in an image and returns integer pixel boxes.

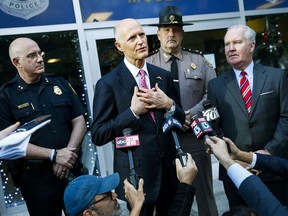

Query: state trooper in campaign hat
[149,5,193,26]
[146,5,219,216]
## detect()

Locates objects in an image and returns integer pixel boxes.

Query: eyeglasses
[19,51,45,60]
[89,191,112,207]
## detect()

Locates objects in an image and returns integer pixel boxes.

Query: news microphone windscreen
[122,128,132,136]
[115,135,140,148]
[202,100,212,109]
[162,116,183,133]
[190,113,213,139]
[115,128,140,149]
[202,100,220,122]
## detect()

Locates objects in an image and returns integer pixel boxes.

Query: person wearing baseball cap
[147,5,218,216]
[64,173,122,216]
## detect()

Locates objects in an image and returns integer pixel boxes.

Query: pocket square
[260,91,274,96]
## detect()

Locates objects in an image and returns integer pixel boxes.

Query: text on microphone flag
[115,135,140,148]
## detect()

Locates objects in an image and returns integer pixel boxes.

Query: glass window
[246,13,288,74]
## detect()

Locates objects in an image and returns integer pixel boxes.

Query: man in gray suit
[208,24,288,209]
[147,6,218,215]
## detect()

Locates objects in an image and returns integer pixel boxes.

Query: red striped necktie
[139,69,156,122]
[240,71,252,114]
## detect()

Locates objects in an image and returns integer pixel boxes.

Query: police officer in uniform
[0,37,87,216]
[146,6,218,215]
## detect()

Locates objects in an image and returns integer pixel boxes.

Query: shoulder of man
[147,49,160,57]
[182,48,214,68]
[182,47,204,56]
[44,74,78,94]
[0,77,17,91]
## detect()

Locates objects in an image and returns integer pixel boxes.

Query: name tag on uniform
[17,102,29,109]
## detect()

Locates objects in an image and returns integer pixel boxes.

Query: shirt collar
[233,61,254,78]
[160,47,182,63]
[124,57,149,78]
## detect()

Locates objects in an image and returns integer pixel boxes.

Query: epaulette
[147,49,159,57]
[0,77,17,90]
[45,73,59,78]
[182,47,204,56]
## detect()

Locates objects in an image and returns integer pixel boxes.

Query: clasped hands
[53,147,78,179]
[131,83,173,116]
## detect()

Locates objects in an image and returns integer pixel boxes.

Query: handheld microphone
[163,115,188,167]
[202,100,224,137]
[190,112,214,139]
[115,128,140,189]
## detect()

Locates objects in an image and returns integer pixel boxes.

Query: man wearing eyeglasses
[0,37,87,215]
[64,173,123,216]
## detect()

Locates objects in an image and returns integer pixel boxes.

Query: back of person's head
[222,205,258,216]
[64,173,120,216]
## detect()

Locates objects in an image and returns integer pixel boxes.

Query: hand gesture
[137,83,173,110]
[131,86,150,116]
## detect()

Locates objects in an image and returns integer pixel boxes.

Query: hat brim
[148,22,193,26]
[98,172,120,194]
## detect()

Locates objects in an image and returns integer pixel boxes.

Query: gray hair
[227,24,256,44]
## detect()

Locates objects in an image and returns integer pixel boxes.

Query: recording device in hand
[190,112,214,139]
[163,115,188,167]
[115,128,141,189]
[202,100,224,137]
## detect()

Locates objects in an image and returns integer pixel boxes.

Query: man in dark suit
[91,18,185,216]
[208,24,288,208]
[206,136,288,216]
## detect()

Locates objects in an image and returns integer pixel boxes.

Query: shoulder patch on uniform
[147,49,159,57]
[182,47,203,56]
[1,77,16,90]
[204,58,214,68]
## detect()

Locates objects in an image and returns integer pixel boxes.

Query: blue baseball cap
[64,173,120,216]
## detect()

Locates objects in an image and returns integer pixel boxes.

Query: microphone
[202,100,224,137]
[190,112,214,139]
[163,115,188,167]
[115,128,140,189]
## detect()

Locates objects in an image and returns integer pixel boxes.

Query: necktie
[170,55,180,99]
[139,69,156,122]
[240,71,252,114]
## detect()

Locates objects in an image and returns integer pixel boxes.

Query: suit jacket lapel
[224,69,248,115]
[147,65,161,127]
[118,62,157,126]
[117,62,137,97]
[250,64,267,116]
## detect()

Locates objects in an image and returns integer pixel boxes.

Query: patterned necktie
[170,55,180,99]
[139,69,156,122]
[240,71,252,114]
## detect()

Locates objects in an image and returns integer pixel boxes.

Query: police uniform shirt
[0,73,86,149]
[146,47,216,114]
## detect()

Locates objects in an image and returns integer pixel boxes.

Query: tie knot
[139,69,146,77]
[241,71,247,77]
[170,55,177,62]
